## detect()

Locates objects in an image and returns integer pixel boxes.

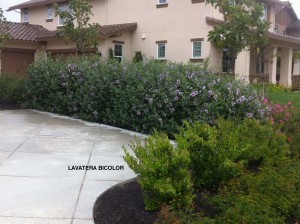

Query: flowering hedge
[25,56,266,134]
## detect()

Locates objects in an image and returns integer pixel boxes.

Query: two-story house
[1,0,300,87]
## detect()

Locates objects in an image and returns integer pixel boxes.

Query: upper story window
[156,0,168,8]
[47,6,53,20]
[274,25,279,34]
[260,3,268,21]
[58,4,69,26]
[158,0,167,4]
[23,10,29,22]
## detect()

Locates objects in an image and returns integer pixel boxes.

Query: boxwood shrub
[25,56,266,134]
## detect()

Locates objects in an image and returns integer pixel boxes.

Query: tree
[54,0,100,55]
[206,0,269,73]
[0,8,9,54]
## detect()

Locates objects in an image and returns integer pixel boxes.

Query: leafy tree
[54,0,100,55]
[0,8,9,54]
[206,0,269,73]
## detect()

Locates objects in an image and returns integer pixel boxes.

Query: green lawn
[267,91,300,109]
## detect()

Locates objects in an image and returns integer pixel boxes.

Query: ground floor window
[114,44,123,62]
[157,43,166,59]
[192,41,202,58]
[256,48,265,74]
[222,48,234,73]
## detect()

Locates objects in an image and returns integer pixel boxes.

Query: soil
[93,179,158,224]
[0,100,21,110]
[93,178,217,224]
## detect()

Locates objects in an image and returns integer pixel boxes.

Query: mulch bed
[93,179,158,224]
[93,178,216,224]
[0,100,21,110]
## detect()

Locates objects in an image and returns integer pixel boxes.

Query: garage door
[1,48,35,76]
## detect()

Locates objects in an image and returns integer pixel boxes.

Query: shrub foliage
[123,131,194,211]
[25,56,266,134]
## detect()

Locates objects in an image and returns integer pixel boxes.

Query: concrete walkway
[0,109,143,224]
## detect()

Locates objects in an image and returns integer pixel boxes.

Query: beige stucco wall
[24,0,224,65]
[14,0,289,79]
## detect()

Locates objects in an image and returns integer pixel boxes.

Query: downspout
[105,0,107,25]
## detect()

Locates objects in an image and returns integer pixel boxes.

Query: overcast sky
[1,0,300,22]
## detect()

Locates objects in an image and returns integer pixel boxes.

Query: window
[47,6,53,20]
[256,50,265,74]
[274,25,279,34]
[58,4,69,26]
[158,0,167,4]
[23,10,29,22]
[114,44,123,62]
[260,3,267,21]
[192,41,202,58]
[222,48,234,73]
[157,43,166,59]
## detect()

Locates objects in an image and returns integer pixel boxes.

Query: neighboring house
[0,0,299,87]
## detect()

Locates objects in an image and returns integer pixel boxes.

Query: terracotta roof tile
[8,0,67,11]
[37,23,138,40]
[0,22,49,42]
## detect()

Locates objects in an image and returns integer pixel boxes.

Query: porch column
[266,46,277,84]
[280,47,293,87]
[293,58,300,75]
[235,50,250,82]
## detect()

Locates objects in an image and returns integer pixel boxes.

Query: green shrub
[25,56,266,135]
[123,131,194,211]
[0,74,26,102]
[175,119,289,188]
[207,159,300,224]
[133,51,143,63]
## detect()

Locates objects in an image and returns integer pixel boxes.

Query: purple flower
[175,89,180,95]
[176,80,180,85]
[170,108,175,113]
[159,74,166,80]
[258,109,265,115]
[148,98,153,104]
[190,91,198,97]
[174,96,179,101]
[208,90,213,96]
[247,113,253,118]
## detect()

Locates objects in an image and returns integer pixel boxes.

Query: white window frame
[157,43,166,59]
[47,6,53,20]
[58,4,69,27]
[192,41,202,59]
[23,10,29,22]
[158,0,167,4]
[114,44,123,62]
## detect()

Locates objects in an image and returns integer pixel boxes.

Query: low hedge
[0,74,26,102]
[25,56,266,134]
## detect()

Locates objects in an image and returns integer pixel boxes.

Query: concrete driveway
[0,109,143,224]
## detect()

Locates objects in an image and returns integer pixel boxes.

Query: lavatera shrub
[25,56,267,135]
